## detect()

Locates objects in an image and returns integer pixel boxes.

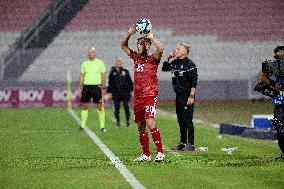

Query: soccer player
[121,25,165,162]
[77,47,107,132]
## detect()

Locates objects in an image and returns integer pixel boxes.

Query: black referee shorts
[81,85,102,103]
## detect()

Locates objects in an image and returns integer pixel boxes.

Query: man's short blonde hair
[179,42,190,55]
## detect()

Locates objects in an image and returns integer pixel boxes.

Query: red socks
[150,127,164,154]
[139,127,164,156]
[139,131,150,156]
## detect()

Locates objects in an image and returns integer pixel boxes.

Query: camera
[262,58,284,76]
[254,82,279,98]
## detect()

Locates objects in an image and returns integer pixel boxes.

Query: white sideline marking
[67,108,146,189]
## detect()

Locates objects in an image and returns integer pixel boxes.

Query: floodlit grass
[160,100,273,126]
[0,106,283,189]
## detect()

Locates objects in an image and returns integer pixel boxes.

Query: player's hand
[142,32,153,39]
[187,97,194,105]
[128,24,136,35]
[275,83,282,91]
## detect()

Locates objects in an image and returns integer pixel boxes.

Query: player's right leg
[134,99,151,162]
[80,103,90,130]
[134,120,151,162]
[123,97,131,127]
[93,86,106,132]
[96,102,106,132]
[171,95,187,150]
[80,86,92,130]
[113,98,121,128]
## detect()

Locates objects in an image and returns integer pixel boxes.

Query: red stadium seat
[0,0,51,32]
[63,0,283,41]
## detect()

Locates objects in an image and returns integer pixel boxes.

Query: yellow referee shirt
[80,58,106,85]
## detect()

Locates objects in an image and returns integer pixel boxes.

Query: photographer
[259,46,284,160]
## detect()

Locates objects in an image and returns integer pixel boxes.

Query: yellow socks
[97,109,105,129]
[81,109,88,128]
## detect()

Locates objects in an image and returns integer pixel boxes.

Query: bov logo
[19,90,45,102]
[53,89,78,101]
[0,90,11,101]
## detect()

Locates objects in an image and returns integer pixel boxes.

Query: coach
[162,42,198,151]
[107,56,133,128]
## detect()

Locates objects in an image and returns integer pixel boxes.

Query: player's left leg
[122,96,131,127]
[97,102,106,132]
[81,103,90,130]
[146,118,164,162]
[145,96,164,161]
[93,86,106,132]
[182,104,195,151]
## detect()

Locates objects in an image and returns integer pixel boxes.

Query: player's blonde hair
[179,42,190,55]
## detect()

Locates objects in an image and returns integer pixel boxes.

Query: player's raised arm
[121,25,136,56]
[145,33,164,60]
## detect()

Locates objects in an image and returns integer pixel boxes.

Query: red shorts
[134,96,158,123]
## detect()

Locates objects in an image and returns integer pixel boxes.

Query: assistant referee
[77,47,107,132]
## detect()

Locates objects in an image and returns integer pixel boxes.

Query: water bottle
[221,147,237,154]
[227,147,237,154]
[216,135,222,139]
[197,146,208,151]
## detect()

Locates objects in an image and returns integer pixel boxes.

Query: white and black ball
[135,18,152,34]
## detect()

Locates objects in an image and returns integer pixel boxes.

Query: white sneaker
[155,152,165,162]
[134,154,151,162]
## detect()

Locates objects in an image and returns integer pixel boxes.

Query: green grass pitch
[0,105,283,189]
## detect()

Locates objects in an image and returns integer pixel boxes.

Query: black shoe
[181,144,196,151]
[275,153,284,160]
[116,121,120,128]
[79,127,84,131]
[171,143,186,151]
[101,128,107,132]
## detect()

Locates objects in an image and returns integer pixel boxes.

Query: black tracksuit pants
[274,105,284,153]
[175,93,195,145]
[113,95,130,126]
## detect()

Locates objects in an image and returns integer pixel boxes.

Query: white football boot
[155,152,165,162]
[134,154,151,162]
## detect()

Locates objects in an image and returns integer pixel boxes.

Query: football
[135,18,152,34]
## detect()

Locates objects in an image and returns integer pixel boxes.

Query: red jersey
[130,49,160,97]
